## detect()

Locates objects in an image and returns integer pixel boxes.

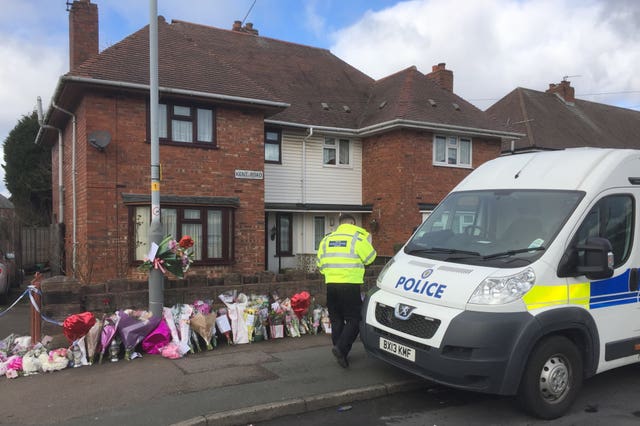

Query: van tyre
[517,335,582,420]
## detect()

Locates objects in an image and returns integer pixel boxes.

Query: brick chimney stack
[426,62,454,92]
[231,20,259,35]
[546,80,575,104]
[69,0,98,71]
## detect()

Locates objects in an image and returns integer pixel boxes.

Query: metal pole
[148,0,163,317]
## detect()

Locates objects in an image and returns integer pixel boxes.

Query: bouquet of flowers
[117,309,161,361]
[215,307,232,345]
[99,313,120,364]
[190,305,217,351]
[138,234,195,278]
[268,307,285,339]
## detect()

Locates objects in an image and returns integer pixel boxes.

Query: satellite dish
[88,130,111,151]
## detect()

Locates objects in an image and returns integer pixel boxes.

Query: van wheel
[517,335,582,420]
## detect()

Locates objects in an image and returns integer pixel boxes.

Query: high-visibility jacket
[316,223,377,284]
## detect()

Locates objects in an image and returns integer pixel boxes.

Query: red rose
[179,235,194,248]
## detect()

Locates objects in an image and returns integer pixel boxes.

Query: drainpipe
[52,102,77,278]
[36,97,64,223]
[302,127,313,255]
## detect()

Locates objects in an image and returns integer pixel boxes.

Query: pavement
[0,289,430,426]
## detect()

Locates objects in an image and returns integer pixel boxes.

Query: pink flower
[6,369,18,379]
[7,355,22,371]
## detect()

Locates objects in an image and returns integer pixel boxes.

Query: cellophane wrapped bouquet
[138,235,195,278]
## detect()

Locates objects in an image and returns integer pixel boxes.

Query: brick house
[36,0,518,283]
[487,79,640,153]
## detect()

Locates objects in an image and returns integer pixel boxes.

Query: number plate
[379,337,416,362]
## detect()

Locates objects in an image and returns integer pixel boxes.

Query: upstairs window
[154,102,215,147]
[433,135,472,167]
[265,129,281,163]
[324,138,350,166]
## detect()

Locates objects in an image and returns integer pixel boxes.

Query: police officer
[317,214,377,368]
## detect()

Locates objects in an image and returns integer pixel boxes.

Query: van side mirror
[557,237,614,280]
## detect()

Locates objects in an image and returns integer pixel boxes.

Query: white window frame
[323,137,351,167]
[433,135,472,168]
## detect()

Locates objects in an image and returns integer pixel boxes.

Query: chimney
[69,0,98,71]
[546,80,575,104]
[244,22,259,35]
[426,62,453,92]
[231,20,259,35]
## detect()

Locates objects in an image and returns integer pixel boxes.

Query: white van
[361,148,640,419]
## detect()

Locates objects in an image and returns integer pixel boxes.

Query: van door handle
[630,268,639,292]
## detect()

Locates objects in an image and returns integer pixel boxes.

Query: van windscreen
[406,190,584,267]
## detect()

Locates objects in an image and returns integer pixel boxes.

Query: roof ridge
[169,19,333,53]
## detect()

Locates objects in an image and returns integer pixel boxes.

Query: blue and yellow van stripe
[523,269,638,311]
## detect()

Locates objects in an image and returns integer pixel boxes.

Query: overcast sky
[1,0,639,198]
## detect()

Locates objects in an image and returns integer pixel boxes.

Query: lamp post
[148,0,163,317]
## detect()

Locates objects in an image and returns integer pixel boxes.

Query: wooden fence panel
[20,226,50,270]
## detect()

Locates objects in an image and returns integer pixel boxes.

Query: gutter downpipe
[52,102,77,278]
[36,97,64,223]
[302,127,313,254]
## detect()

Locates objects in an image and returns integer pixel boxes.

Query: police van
[361,148,640,419]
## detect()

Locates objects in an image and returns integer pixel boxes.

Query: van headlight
[376,258,395,288]
[469,267,535,305]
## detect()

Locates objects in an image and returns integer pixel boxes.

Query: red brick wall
[54,92,266,283]
[362,129,501,256]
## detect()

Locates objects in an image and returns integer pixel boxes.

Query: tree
[3,111,52,226]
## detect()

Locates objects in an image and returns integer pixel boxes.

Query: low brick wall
[40,263,385,322]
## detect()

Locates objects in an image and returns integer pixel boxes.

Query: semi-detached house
[36,0,519,283]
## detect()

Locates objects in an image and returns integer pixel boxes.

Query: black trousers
[326,283,363,357]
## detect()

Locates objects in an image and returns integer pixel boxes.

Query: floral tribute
[138,235,195,278]
[1,283,331,380]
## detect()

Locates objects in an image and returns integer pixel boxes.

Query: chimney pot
[232,20,242,31]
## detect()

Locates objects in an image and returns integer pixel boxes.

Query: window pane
[265,143,280,162]
[448,147,457,164]
[172,120,192,142]
[448,136,457,146]
[606,196,633,265]
[435,136,446,162]
[266,131,279,141]
[174,105,191,116]
[134,207,150,260]
[161,208,177,237]
[182,223,202,260]
[323,148,336,165]
[158,104,167,139]
[460,139,471,164]
[207,210,222,258]
[279,215,291,252]
[314,216,325,250]
[324,138,335,145]
[184,209,200,220]
[197,109,213,142]
[339,139,350,165]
